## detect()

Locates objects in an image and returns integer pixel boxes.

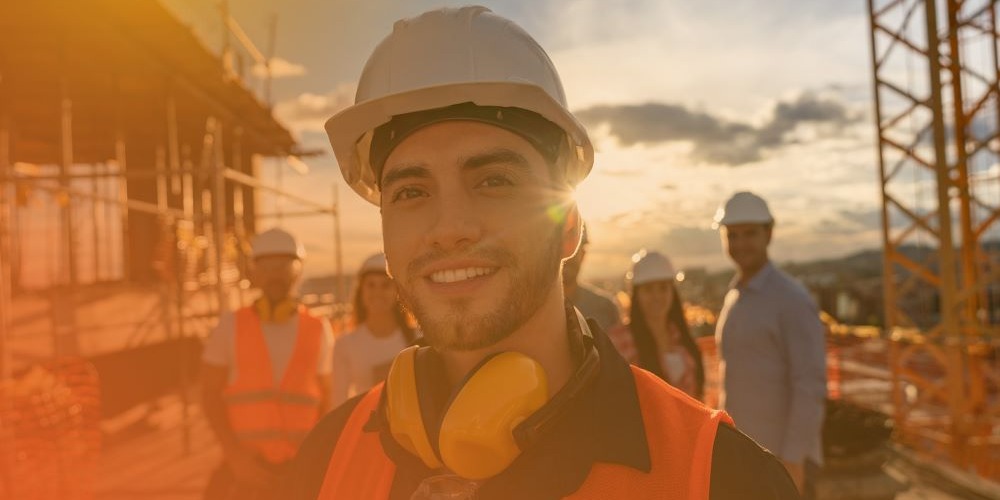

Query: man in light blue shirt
[713,192,827,499]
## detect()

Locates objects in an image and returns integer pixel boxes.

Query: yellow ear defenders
[383,310,600,480]
[253,296,298,323]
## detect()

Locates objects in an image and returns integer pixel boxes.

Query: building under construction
[0,1,339,497]
[0,0,346,364]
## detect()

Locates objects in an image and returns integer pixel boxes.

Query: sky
[161,0,882,281]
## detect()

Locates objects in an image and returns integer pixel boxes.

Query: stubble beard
[397,233,562,351]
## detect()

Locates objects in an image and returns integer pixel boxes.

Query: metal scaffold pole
[0,90,11,383]
[922,0,969,464]
[212,118,229,313]
[55,39,79,358]
[333,183,345,316]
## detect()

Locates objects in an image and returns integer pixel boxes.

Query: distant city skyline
[162,0,882,280]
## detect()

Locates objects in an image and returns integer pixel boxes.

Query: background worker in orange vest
[201,227,334,499]
[287,7,799,499]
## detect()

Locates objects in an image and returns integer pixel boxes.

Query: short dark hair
[371,102,567,187]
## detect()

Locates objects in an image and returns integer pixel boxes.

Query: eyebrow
[462,149,532,173]
[381,164,430,190]
[380,148,536,189]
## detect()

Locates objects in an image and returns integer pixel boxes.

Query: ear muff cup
[384,348,549,480]
[438,351,548,480]
[254,297,298,323]
[385,346,445,470]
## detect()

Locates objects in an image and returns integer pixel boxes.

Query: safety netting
[1,358,102,500]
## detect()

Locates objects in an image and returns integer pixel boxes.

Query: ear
[560,205,582,260]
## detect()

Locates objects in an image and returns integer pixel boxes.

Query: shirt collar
[732,260,775,292]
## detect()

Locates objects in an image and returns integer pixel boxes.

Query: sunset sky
[162,0,881,281]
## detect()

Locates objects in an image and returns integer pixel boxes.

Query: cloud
[298,130,333,150]
[659,226,722,258]
[837,208,883,231]
[575,91,860,166]
[252,57,307,79]
[274,83,357,133]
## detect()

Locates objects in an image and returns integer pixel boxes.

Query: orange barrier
[695,333,894,412]
[1,358,102,500]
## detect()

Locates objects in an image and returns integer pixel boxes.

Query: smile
[428,267,496,284]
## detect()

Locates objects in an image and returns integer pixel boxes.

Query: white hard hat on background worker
[627,250,681,287]
[357,253,388,275]
[325,5,595,205]
[712,191,774,229]
[250,228,306,260]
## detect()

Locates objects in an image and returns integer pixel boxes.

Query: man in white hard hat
[201,228,334,499]
[562,223,622,331]
[288,7,797,499]
[712,192,827,498]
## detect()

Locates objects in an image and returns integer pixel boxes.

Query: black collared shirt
[286,320,799,499]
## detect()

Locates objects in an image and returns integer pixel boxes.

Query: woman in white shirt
[608,250,705,400]
[330,253,416,408]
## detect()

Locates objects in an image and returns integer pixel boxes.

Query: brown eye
[391,186,427,202]
[478,175,513,188]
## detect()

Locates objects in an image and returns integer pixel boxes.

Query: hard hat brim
[326,81,594,205]
[631,275,681,287]
[712,216,774,229]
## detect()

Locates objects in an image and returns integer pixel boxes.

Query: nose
[424,192,483,252]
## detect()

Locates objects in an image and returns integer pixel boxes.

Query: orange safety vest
[225,306,324,464]
[317,366,734,499]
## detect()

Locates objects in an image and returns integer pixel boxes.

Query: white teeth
[430,267,494,284]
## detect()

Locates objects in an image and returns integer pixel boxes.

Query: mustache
[405,244,516,280]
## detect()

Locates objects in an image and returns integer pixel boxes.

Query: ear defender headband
[383,310,600,480]
[253,296,298,323]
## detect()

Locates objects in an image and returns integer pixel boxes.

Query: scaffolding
[0,0,348,371]
[868,0,1000,479]
[0,6,345,495]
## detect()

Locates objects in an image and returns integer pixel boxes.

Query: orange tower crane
[867,0,1000,478]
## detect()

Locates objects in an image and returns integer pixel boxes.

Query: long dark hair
[352,272,417,344]
[629,283,705,399]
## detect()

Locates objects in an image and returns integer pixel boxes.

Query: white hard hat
[251,228,306,260]
[325,6,594,205]
[358,253,388,275]
[626,250,679,287]
[712,191,774,229]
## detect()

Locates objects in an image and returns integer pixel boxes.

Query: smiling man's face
[379,120,573,351]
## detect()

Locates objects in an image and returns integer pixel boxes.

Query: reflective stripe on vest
[225,306,324,464]
[224,390,321,406]
[317,367,734,499]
